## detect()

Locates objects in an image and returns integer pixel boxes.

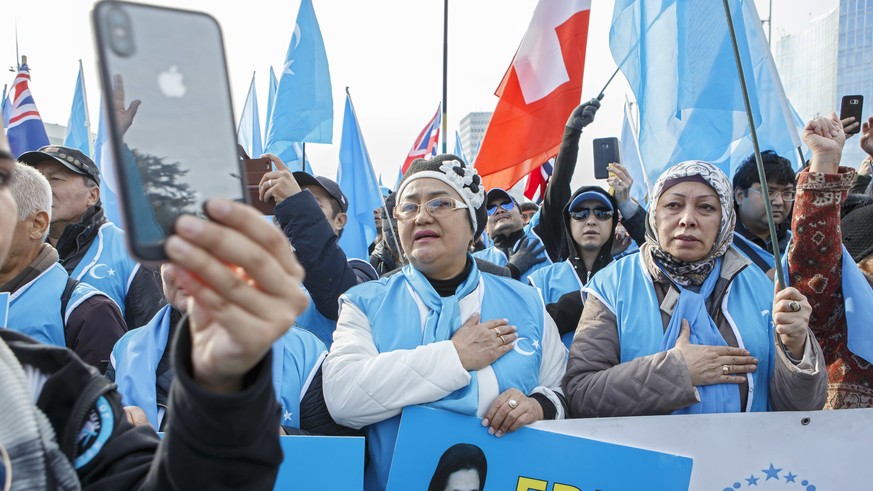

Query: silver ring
[499,335,506,345]
[789,300,801,313]
[268,179,273,187]
[722,365,730,375]
[508,399,518,410]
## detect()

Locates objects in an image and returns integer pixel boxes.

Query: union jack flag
[400,103,441,176]
[523,158,553,204]
[4,64,49,157]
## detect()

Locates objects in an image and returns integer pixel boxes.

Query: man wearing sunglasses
[732,150,796,275]
[473,188,550,282]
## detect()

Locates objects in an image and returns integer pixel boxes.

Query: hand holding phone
[93,1,245,262]
[841,95,864,135]
[593,137,621,180]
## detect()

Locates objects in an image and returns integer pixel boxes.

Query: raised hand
[112,74,141,136]
[673,319,758,386]
[508,237,547,275]
[606,163,634,204]
[451,313,516,371]
[259,153,301,205]
[566,98,601,131]
[165,199,309,393]
[803,113,846,173]
[860,116,873,160]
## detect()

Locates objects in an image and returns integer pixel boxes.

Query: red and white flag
[475,0,590,190]
[400,103,441,176]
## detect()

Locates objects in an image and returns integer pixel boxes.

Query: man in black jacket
[257,154,378,346]
[0,135,310,489]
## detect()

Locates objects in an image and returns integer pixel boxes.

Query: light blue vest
[528,260,583,348]
[585,251,776,412]
[296,289,337,349]
[71,223,138,318]
[7,263,107,348]
[343,262,546,490]
[472,227,551,282]
[113,305,327,430]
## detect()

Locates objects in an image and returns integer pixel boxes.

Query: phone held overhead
[92,0,246,262]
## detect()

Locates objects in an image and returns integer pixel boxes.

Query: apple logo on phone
[158,66,186,98]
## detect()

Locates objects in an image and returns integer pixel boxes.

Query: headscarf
[646,160,735,286]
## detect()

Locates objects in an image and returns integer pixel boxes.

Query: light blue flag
[237,72,263,158]
[620,100,650,207]
[265,0,333,148]
[610,0,780,183]
[453,130,469,165]
[336,92,381,261]
[264,66,279,139]
[281,141,314,174]
[93,100,123,227]
[64,61,91,156]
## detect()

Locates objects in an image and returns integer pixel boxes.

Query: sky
[3,0,839,190]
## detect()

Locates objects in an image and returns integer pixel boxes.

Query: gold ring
[499,335,506,345]
[722,365,730,375]
[494,327,502,337]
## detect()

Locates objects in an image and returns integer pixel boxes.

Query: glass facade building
[837,0,873,166]
[457,112,492,164]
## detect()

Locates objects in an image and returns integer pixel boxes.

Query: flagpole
[722,0,785,289]
[301,142,306,172]
[79,59,94,158]
[441,0,449,154]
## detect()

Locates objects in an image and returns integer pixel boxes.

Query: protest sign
[388,406,692,490]
[536,408,873,489]
[273,435,365,490]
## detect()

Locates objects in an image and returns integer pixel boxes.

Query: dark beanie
[842,196,873,263]
[395,154,487,240]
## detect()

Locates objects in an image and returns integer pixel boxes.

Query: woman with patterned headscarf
[323,154,567,490]
[562,160,827,417]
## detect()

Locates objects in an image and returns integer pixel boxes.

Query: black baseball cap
[486,188,518,206]
[292,171,349,213]
[19,145,101,185]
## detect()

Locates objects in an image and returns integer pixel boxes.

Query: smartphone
[593,137,621,180]
[841,95,864,135]
[244,157,276,215]
[92,1,245,262]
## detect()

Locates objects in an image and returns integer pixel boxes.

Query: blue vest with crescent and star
[528,260,584,348]
[7,263,107,348]
[342,260,546,490]
[71,223,138,318]
[112,305,327,430]
[584,251,776,413]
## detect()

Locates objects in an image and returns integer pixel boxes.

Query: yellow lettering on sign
[553,484,582,491]
[516,477,548,491]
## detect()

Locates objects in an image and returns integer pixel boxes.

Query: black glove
[507,237,547,279]
[566,98,601,131]
[546,290,586,336]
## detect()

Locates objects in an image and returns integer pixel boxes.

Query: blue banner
[274,435,364,490]
[388,406,692,490]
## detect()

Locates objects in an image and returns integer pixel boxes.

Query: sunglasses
[569,207,614,221]
[394,197,469,221]
[487,201,515,216]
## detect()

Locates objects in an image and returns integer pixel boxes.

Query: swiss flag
[475,0,590,190]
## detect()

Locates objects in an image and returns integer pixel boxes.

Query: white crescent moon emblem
[89,264,109,280]
[513,337,535,356]
[292,23,301,49]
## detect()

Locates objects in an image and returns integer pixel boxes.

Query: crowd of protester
[1,98,873,490]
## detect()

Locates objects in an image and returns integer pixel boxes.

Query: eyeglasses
[394,197,469,221]
[748,187,796,202]
[569,207,614,221]
[487,201,515,216]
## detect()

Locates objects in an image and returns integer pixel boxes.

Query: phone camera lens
[106,6,135,57]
